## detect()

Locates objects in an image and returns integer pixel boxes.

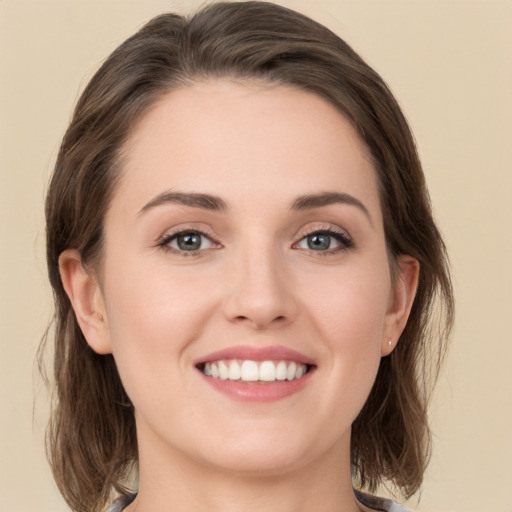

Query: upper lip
[194,345,315,366]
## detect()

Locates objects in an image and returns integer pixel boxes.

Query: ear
[381,255,419,356]
[59,249,112,354]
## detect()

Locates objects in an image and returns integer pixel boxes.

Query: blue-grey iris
[308,233,331,250]
[178,233,202,251]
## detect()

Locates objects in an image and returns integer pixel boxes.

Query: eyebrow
[291,192,373,225]
[139,191,228,215]
[139,190,372,225]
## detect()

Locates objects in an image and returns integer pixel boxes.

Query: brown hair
[41,2,454,511]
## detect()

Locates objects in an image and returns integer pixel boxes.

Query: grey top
[107,494,135,512]
[355,490,413,512]
[107,491,413,511]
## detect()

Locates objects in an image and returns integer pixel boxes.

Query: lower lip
[199,370,314,403]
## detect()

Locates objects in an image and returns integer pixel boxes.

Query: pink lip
[194,345,316,403]
[194,345,315,365]
[200,372,314,403]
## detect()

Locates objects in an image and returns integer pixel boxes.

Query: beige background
[1,1,511,511]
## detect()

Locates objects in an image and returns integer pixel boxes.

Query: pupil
[178,233,201,251]
[308,233,330,250]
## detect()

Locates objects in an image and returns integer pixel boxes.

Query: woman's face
[71,80,416,476]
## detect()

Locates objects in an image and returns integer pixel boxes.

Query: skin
[60,80,419,512]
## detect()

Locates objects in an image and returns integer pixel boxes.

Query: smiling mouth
[197,360,312,382]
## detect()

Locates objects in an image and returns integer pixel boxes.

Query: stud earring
[388,340,392,346]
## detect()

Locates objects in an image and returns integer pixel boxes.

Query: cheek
[298,262,390,405]
[104,255,215,338]
[100,268,212,422]
[100,258,215,385]
[301,262,391,346]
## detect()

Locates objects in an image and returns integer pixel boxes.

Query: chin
[208,448,312,478]
[190,424,336,478]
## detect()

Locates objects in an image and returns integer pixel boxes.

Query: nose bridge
[223,234,296,329]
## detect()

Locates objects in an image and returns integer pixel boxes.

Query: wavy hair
[41,3,454,511]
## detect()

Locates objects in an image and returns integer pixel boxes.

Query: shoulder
[107,491,413,512]
[355,489,415,512]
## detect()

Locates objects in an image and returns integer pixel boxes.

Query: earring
[388,340,392,347]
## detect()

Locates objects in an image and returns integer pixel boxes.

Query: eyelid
[296,222,352,241]
[293,224,354,253]
[155,222,353,256]
[156,224,222,254]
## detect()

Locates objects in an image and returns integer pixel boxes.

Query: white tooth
[228,360,241,380]
[219,361,229,380]
[287,362,297,381]
[259,361,276,382]
[204,362,212,376]
[240,360,259,381]
[276,361,287,380]
[295,364,306,379]
[211,363,219,378]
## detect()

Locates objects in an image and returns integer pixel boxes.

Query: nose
[222,245,298,330]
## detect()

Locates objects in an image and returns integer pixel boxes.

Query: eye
[295,229,352,253]
[302,233,333,251]
[160,230,218,253]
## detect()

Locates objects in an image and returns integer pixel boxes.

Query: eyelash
[157,227,353,257]
[157,228,220,257]
[294,227,354,256]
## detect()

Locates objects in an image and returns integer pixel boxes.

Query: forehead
[113,80,380,219]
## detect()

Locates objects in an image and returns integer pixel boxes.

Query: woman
[42,2,453,511]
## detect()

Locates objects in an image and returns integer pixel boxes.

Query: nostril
[233,314,288,329]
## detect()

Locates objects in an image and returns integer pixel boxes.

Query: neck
[128,426,362,512]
